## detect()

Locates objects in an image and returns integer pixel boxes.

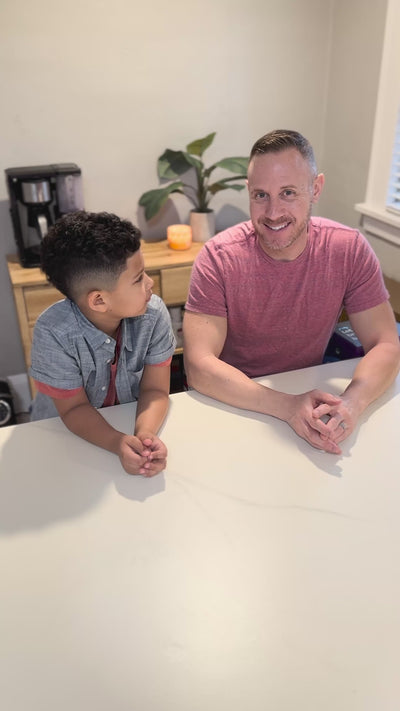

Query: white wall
[0,0,388,378]
[318,0,389,228]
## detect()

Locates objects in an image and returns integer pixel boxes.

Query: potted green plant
[138,132,249,241]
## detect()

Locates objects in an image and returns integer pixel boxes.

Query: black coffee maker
[5,163,84,267]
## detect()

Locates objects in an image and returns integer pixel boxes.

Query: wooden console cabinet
[7,239,204,394]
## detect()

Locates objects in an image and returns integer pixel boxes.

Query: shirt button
[105,338,111,344]
[101,386,106,391]
[106,359,111,364]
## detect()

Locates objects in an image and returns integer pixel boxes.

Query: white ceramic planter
[190,210,215,242]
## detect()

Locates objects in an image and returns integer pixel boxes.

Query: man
[183,129,400,454]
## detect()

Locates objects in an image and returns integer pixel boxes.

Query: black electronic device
[0,380,16,427]
[325,320,400,361]
[5,163,84,267]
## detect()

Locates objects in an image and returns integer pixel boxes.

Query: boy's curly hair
[40,211,142,301]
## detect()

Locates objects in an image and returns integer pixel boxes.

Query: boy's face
[106,250,154,318]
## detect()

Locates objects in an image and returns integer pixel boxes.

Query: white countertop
[1,358,400,710]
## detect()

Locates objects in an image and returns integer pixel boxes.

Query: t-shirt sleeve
[144,299,176,365]
[344,232,389,314]
[151,357,172,367]
[33,382,84,399]
[185,243,228,317]
[30,319,85,391]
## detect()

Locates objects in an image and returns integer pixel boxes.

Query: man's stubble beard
[254,202,313,255]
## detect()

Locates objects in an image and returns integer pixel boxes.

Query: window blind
[386,107,400,215]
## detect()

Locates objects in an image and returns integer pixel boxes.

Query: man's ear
[87,290,109,312]
[312,172,325,203]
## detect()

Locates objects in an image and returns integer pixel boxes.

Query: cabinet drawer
[161,266,192,305]
[148,273,161,297]
[25,286,64,323]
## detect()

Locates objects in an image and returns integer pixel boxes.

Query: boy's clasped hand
[118,433,167,477]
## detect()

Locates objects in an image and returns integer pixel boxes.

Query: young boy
[30,211,176,477]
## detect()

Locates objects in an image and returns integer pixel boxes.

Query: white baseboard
[7,373,32,415]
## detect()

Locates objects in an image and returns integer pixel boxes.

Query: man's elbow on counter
[385,338,400,365]
[183,358,206,393]
[394,340,400,372]
[183,360,197,390]
[372,339,400,381]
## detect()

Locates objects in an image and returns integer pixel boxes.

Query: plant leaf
[213,156,249,173]
[186,132,216,157]
[207,182,246,196]
[157,150,199,180]
[211,175,248,184]
[139,182,184,220]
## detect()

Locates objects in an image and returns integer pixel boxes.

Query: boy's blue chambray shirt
[30,295,176,420]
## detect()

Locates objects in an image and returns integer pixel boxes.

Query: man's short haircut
[40,211,142,302]
[250,129,317,175]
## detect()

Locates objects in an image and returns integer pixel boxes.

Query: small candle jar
[167,224,192,250]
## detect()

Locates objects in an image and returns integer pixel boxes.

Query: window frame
[355,0,400,240]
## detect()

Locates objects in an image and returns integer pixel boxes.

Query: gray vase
[190,210,215,242]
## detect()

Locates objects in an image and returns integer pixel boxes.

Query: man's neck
[257,232,309,262]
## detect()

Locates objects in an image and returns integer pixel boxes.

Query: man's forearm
[186,355,293,421]
[186,354,343,454]
[341,342,400,414]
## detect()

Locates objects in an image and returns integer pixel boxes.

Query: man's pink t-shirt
[185,217,389,378]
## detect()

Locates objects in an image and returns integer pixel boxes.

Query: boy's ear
[87,290,109,312]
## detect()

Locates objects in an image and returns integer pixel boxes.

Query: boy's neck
[101,319,122,340]
[78,302,122,340]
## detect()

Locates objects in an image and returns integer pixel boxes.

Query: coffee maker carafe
[5,163,84,267]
